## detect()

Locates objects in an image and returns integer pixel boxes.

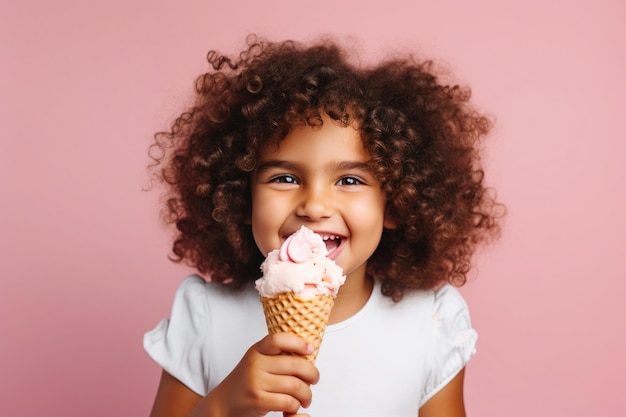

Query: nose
[296,185,334,220]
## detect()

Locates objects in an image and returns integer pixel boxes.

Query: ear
[383,207,398,230]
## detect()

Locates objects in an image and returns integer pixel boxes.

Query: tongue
[324,238,339,253]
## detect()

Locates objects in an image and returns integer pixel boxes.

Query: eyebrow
[255,160,297,174]
[255,160,372,174]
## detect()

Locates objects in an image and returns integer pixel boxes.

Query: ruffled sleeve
[143,275,210,395]
[420,285,478,406]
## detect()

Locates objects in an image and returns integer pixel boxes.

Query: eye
[269,174,299,184]
[337,176,364,186]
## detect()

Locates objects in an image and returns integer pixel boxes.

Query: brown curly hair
[150,35,504,301]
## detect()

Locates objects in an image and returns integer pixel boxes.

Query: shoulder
[167,275,223,327]
[430,285,475,343]
[375,283,470,321]
[145,274,261,350]
[419,284,477,406]
[175,274,259,306]
[176,274,234,298]
[390,284,473,326]
[372,283,477,407]
[431,285,471,319]
[144,275,265,395]
[397,283,468,308]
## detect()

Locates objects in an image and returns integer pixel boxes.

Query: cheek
[347,195,387,223]
[250,216,273,257]
[251,191,285,222]
[250,191,284,255]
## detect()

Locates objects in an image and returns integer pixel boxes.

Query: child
[144,35,502,417]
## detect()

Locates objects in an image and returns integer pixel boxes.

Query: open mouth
[320,234,343,255]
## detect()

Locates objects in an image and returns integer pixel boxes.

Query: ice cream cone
[261,292,334,363]
[256,226,344,363]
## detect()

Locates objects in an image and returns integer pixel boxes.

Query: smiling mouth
[320,234,343,254]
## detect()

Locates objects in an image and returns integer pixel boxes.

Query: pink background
[2,0,625,415]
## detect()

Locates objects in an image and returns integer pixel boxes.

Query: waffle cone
[261,292,334,363]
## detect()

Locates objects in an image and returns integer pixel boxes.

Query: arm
[149,333,320,417]
[149,371,202,417]
[418,367,466,417]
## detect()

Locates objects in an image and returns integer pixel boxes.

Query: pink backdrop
[2,0,625,415]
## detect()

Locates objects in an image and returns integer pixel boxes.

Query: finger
[256,332,315,357]
[259,353,320,386]
[258,389,307,415]
[264,373,314,408]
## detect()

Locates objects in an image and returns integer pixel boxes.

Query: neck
[328,264,373,324]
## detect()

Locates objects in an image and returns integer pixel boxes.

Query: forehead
[258,117,368,163]
[258,107,363,152]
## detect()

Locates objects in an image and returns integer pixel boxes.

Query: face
[251,114,394,283]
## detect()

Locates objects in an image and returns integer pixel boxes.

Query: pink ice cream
[255,226,346,300]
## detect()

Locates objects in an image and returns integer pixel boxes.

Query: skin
[250,114,393,324]
[148,114,468,416]
[149,333,318,417]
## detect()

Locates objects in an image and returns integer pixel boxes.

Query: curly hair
[149,35,504,301]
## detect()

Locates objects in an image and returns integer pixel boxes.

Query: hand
[203,333,320,417]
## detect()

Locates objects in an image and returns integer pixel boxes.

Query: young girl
[144,35,502,417]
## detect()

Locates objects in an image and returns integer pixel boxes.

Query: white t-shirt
[144,275,477,416]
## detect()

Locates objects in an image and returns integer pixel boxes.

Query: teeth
[322,235,340,240]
